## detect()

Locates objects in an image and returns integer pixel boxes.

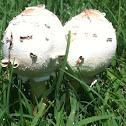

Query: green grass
[0,0,126,125]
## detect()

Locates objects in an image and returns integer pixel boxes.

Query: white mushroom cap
[64,9,117,77]
[1,5,66,82]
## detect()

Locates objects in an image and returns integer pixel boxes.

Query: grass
[0,0,126,125]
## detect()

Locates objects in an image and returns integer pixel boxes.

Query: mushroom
[1,5,66,104]
[64,9,117,87]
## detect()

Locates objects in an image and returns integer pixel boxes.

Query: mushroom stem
[29,80,46,104]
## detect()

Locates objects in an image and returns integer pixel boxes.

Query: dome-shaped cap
[1,5,66,82]
[64,9,117,77]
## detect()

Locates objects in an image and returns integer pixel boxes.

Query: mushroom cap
[64,9,117,77]
[2,5,66,82]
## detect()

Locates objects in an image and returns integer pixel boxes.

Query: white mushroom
[1,5,66,103]
[64,9,117,85]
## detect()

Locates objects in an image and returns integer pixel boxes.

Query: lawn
[0,0,126,125]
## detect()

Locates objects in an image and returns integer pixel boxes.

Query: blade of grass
[14,84,33,115]
[60,69,113,110]
[7,58,15,114]
[55,99,65,126]
[66,63,96,103]
[42,84,55,98]
[18,80,24,126]
[10,113,34,119]
[107,69,126,85]
[31,103,46,126]
[55,31,71,126]
[42,101,54,118]
[60,0,63,22]
[0,109,7,122]
[73,115,112,126]
[103,88,110,108]
[56,30,71,96]
[3,83,6,110]
[66,91,78,126]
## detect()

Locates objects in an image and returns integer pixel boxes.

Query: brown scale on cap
[22,9,35,15]
[20,36,32,42]
[13,63,19,68]
[76,56,84,65]
[45,24,50,29]
[92,34,97,37]
[30,53,37,58]
[107,38,112,42]
[45,37,49,41]
[22,5,45,15]
[78,9,105,21]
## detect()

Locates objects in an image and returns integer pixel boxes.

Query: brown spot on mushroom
[9,32,13,48]
[71,33,77,43]
[78,9,105,21]
[13,63,19,68]
[78,9,91,22]
[58,55,64,60]
[27,36,32,39]
[30,53,37,63]
[107,38,112,42]
[72,25,79,28]
[20,36,32,42]
[22,9,35,15]
[84,9,91,22]
[45,37,49,41]
[30,53,37,58]
[59,55,64,58]
[76,56,84,65]
[45,24,50,28]
[1,59,9,67]
[92,34,97,37]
